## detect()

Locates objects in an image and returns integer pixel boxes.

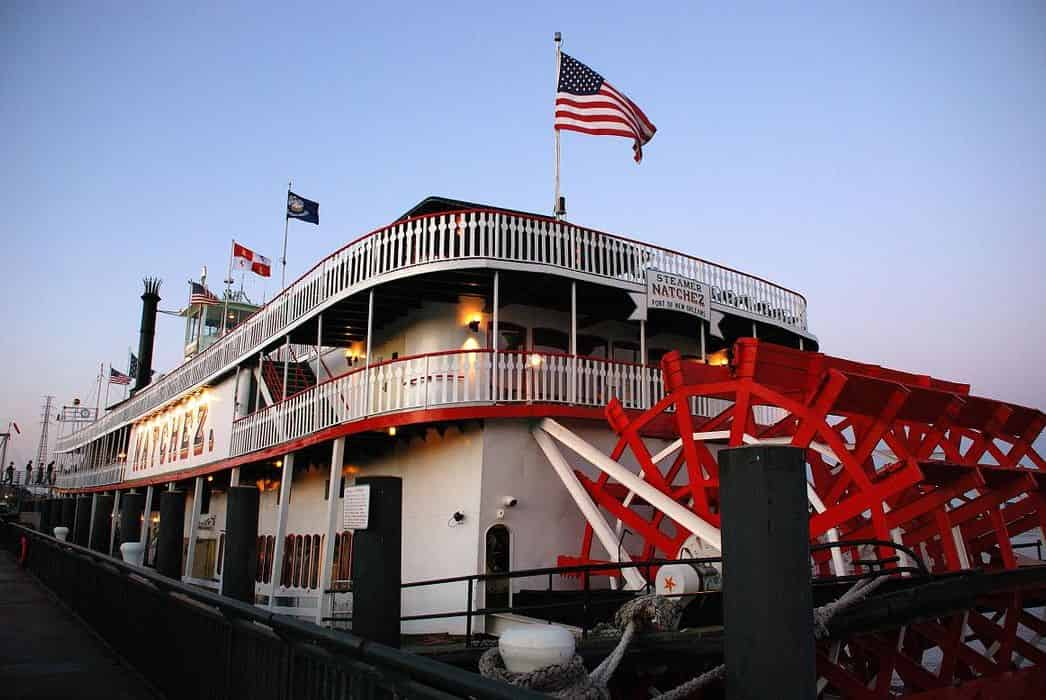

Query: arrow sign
[627,292,647,321]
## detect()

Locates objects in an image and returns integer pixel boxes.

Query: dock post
[156,490,186,579]
[90,494,114,553]
[718,445,815,700]
[73,496,92,546]
[221,486,259,604]
[37,498,53,535]
[350,476,402,648]
[60,497,76,530]
[118,492,145,549]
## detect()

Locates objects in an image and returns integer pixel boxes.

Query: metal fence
[3,523,541,700]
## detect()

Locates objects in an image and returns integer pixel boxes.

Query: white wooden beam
[315,437,345,624]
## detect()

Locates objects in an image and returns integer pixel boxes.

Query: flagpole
[553,32,563,219]
[222,240,233,335]
[94,363,103,417]
[103,363,112,412]
[281,180,291,289]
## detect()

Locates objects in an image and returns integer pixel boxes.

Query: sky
[1,2,1043,465]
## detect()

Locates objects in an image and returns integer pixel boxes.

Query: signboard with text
[343,485,371,530]
[646,270,710,321]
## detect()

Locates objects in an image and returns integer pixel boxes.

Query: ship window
[532,328,568,354]
[612,341,640,364]
[497,323,526,352]
[485,525,511,610]
[577,334,607,358]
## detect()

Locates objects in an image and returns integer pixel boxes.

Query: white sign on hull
[629,270,711,322]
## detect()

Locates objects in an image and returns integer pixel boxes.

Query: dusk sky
[2,2,1043,465]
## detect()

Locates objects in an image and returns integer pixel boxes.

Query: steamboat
[36,195,1046,697]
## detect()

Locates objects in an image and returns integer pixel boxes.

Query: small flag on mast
[109,368,131,385]
[287,191,319,225]
[189,281,220,306]
[554,53,656,162]
[232,241,272,278]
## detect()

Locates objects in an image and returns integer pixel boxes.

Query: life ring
[18,534,28,566]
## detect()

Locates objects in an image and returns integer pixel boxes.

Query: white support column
[232,365,242,418]
[230,467,240,487]
[364,290,374,415]
[108,490,121,556]
[700,322,707,362]
[256,351,264,409]
[281,335,290,401]
[268,452,295,608]
[799,337,805,351]
[570,280,577,404]
[315,313,323,382]
[639,319,646,364]
[140,485,154,544]
[315,437,345,625]
[752,321,758,339]
[87,493,98,548]
[492,271,499,402]
[185,477,204,579]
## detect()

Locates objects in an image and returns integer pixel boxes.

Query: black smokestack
[135,278,162,391]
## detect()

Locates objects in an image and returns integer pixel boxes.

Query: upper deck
[56,202,812,454]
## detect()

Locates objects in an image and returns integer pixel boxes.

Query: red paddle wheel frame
[560,338,1045,577]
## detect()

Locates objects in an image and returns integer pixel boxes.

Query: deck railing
[57,208,808,454]
[231,349,662,458]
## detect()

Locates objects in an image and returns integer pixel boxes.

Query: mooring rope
[479,575,890,698]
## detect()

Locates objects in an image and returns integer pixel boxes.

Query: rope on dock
[480,575,889,698]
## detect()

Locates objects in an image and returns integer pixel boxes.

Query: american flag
[554,53,656,163]
[189,281,220,306]
[109,367,131,385]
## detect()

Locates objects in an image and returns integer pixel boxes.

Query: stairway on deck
[261,360,316,401]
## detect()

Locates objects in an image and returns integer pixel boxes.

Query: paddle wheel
[549,338,1045,579]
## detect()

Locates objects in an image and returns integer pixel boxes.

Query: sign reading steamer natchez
[646,269,711,321]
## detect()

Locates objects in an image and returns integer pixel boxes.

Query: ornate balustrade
[58,208,809,454]
[230,350,662,458]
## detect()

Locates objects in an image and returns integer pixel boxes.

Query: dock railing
[3,522,541,700]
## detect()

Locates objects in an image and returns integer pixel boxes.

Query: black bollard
[118,492,146,548]
[38,499,53,535]
[60,498,77,529]
[718,445,815,700]
[221,486,259,603]
[90,494,114,553]
[350,476,402,648]
[73,496,92,546]
[156,490,186,579]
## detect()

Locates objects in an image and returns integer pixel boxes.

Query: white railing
[231,350,662,458]
[54,462,126,490]
[58,208,809,454]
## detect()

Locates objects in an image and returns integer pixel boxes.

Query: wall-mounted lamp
[274,459,283,468]
[467,319,481,332]
[207,475,214,482]
[449,510,465,526]
[387,426,397,437]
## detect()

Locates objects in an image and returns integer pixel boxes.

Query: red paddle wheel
[558,338,1045,578]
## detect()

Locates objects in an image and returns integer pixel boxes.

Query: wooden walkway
[0,550,159,699]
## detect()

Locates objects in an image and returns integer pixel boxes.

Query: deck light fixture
[387,426,397,436]
[468,318,481,332]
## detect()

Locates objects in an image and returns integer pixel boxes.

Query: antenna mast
[36,395,55,468]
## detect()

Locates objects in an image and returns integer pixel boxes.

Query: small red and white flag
[232,241,272,278]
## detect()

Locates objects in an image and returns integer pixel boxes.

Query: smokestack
[135,278,162,391]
